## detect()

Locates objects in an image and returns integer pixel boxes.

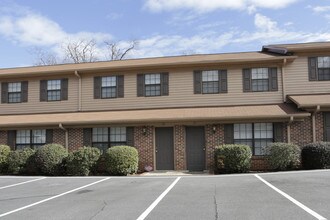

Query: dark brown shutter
[94,77,101,99]
[308,57,318,81]
[46,129,53,144]
[219,70,228,93]
[61,78,68,100]
[269,68,278,91]
[83,128,92,146]
[40,80,47,102]
[324,112,330,141]
[126,127,134,146]
[161,72,169,96]
[273,123,284,142]
[224,124,234,144]
[243,68,252,92]
[7,130,16,149]
[21,81,28,102]
[193,70,202,94]
[137,74,145,97]
[1,82,8,103]
[117,75,124,98]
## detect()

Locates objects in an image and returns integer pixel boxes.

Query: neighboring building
[0,42,329,172]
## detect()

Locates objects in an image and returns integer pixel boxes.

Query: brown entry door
[156,127,174,170]
[325,113,330,141]
[186,126,205,171]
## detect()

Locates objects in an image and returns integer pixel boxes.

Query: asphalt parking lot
[0,170,329,220]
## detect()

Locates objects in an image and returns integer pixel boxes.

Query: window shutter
[219,70,228,93]
[242,69,252,92]
[117,75,124,98]
[193,70,202,94]
[94,77,101,99]
[83,128,92,146]
[137,74,145,97]
[324,113,330,141]
[126,127,134,146]
[273,123,284,142]
[46,129,53,144]
[224,124,234,144]
[308,57,318,81]
[61,78,68,100]
[7,130,16,149]
[269,68,278,91]
[1,82,8,103]
[40,80,47,102]
[161,72,169,96]
[21,81,28,102]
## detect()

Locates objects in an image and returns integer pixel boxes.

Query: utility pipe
[59,123,69,151]
[74,70,82,112]
[281,58,287,102]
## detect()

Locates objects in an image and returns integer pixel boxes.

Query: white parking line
[0,177,46,190]
[136,177,181,220]
[255,174,327,220]
[0,177,111,218]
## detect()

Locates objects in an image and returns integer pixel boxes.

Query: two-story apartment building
[0,42,329,172]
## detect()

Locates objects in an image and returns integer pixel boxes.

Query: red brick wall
[290,117,313,147]
[0,131,7,146]
[53,129,66,147]
[174,125,186,170]
[205,124,224,170]
[68,128,84,151]
[134,126,154,172]
[251,156,269,171]
[316,112,324,142]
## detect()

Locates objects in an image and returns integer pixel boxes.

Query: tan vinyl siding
[0,75,78,115]
[285,55,330,95]
[81,65,283,111]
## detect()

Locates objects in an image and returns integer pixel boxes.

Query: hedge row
[0,144,138,176]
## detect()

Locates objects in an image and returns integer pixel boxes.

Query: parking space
[0,170,329,220]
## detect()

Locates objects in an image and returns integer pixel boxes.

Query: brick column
[205,124,224,170]
[68,128,84,151]
[316,112,324,142]
[291,117,313,147]
[0,131,7,146]
[174,125,186,170]
[53,129,66,147]
[134,126,154,172]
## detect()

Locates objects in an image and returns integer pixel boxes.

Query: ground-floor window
[16,129,46,150]
[234,123,273,155]
[92,127,127,152]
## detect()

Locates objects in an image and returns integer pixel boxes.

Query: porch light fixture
[212,125,217,133]
[142,126,147,135]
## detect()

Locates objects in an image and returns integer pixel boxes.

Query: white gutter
[281,58,287,102]
[74,70,82,112]
[287,116,294,143]
[59,123,69,151]
[312,105,321,142]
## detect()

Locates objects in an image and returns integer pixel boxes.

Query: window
[234,123,273,155]
[145,74,161,96]
[317,57,330,80]
[16,129,46,150]
[101,76,117,98]
[92,127,127,152]
[47,80,61,101]
[251,68,269,91]
[8,82,22,103]
[202,70,219,94]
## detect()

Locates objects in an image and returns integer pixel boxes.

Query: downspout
[287,116,294,143]
[59,123,69,151]
[281,59,287,102]
[74,70,82,112]
[312,105,321,142]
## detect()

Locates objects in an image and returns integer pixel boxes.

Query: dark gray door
[186,126,205,171]
[156,127,174,170]
[325,113,330,141]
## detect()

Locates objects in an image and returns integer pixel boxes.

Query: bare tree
[104,40,138,60]
[30,47,58,66]
[62,39,98,63]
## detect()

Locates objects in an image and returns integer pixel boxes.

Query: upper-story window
[16,129,46,150]
[40,79,68,102]
[243,67,278,92]
[308,56,330,81]
[194,70,227,94]
[94,75,124,99]
[1,81,28,104]
[137,72,169,97]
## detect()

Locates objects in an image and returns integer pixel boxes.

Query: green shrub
[302,142,330,169]
[66,147,101,176]
[0,145,11,174]
[214,144,252,173]
[266,142,301,171]
[105,146,138,175]
[35,144,68,176]
[7,148,36,174]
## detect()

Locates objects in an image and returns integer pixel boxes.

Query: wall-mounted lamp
[212,125,217,133]
[142,126,147,135]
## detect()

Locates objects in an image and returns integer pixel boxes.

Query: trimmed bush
[214,144,252,173]
[66,147,101,176]
[0,145,11,174]
[105,146,138,175]
[266,142,301,171]
[7,148,36,175]
[302,142,330,169]
[35,144,68,176]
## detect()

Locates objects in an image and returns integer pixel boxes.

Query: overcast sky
[1,0,330,68]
